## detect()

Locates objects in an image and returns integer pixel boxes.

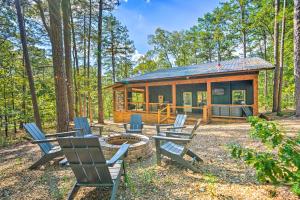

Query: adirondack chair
[57,136,130,200]
[23,123,77,169]
[74,117,103,136]
[156,114,187,136]
[123,114,143,134]
[153,119,203,172]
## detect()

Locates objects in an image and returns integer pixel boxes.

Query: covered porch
[112,73,258,124]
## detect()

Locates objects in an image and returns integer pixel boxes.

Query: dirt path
[0,119,299,200]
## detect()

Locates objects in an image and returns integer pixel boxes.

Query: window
[232,90,246,104]
[197,91,207,106]
[132,92,144,103]
[212,88,225,95]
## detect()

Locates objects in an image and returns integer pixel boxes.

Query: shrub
[230,116,300,196]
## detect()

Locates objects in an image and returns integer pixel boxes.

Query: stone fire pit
[100,133,152,163]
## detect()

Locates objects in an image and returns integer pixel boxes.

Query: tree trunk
[48,0,69,132]
[277,0,286,113]
[110,20,116,83]
[263,33,268,111]
[294,0,300,116]
[239,2,246,58]
[3,85,8,137]
[97,0,104,123]
[87,0,93,122]
[83,13,87,117]
[15,0,42,129]
[272,0,280,112]
[70,7,81,116]
[62,0,75,121]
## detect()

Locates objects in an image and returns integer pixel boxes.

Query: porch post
[113,89,116,111]
[206,81,212,123]
[253,75,259,115]
[124,86,128,112]
[145,83,149,113]
[172,83,176,114]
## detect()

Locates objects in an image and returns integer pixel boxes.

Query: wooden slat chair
[23,123,77,169]
[153,119,203,172]
[57,137,130,200]
[123,114,143,134]
[74,117,103,137]
[242,106,253,117]
[156,114,187,136]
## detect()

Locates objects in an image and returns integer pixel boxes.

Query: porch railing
[157,104,171,124]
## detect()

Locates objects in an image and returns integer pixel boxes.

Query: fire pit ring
[100,133,152,163]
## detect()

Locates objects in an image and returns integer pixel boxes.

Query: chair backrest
[189,119,202,139]
[173,114,187,132]
[129,114,142,130]
[174,114,187,127]
[74,117,92,136]
[24,123,53,154]
[184,119,201,150]
[58,137,113,185]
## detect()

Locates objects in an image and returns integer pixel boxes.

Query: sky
[113,0,221,58]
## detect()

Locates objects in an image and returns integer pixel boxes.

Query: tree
[277,0,286,113]
[48,0,69,131]
[103,15,135,82]
[97,0,119,123]
[62,0,75,121]
[15,0,42,129]
[97,0,104,123]
[273,0,280,112]
[295,0,300,116]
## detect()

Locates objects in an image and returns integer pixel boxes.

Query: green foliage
[230,117,300,196]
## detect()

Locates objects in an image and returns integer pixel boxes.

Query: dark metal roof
[119,57,274,83]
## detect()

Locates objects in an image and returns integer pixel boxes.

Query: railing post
[203,105,208,124]
[158,109,161,124]
[167,104,170,118]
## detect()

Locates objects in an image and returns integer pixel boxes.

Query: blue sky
[113,0,221,56]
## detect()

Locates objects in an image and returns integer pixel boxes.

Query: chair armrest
[91,124,104,128]
[31,138,58,144]
[156,124,173,134]
[45,131,77,138]
[106,143,130,166]
[165,131,191,136]
[152,135,191,143]
[156,124,173,127]
[167,126,186,130]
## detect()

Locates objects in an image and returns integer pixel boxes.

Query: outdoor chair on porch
[156,114,187,136]
[153,119,203,172]
[123,114,144,134]
[57,136,130,200]
[23,123,77,169]
[74,117,104,137]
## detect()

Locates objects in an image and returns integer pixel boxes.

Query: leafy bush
[230,116,300,196]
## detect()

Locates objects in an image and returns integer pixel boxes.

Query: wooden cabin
[111,57,274,124]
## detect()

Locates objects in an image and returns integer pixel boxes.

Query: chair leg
[155,140,161,166]
[29,152,62,170]
[110,179,120,200]
[186,149,203,162]
[122,161,128,185]
[67,183,80,200]
[172,155,201,173]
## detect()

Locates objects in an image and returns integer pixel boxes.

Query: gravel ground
[0,119,299,200]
